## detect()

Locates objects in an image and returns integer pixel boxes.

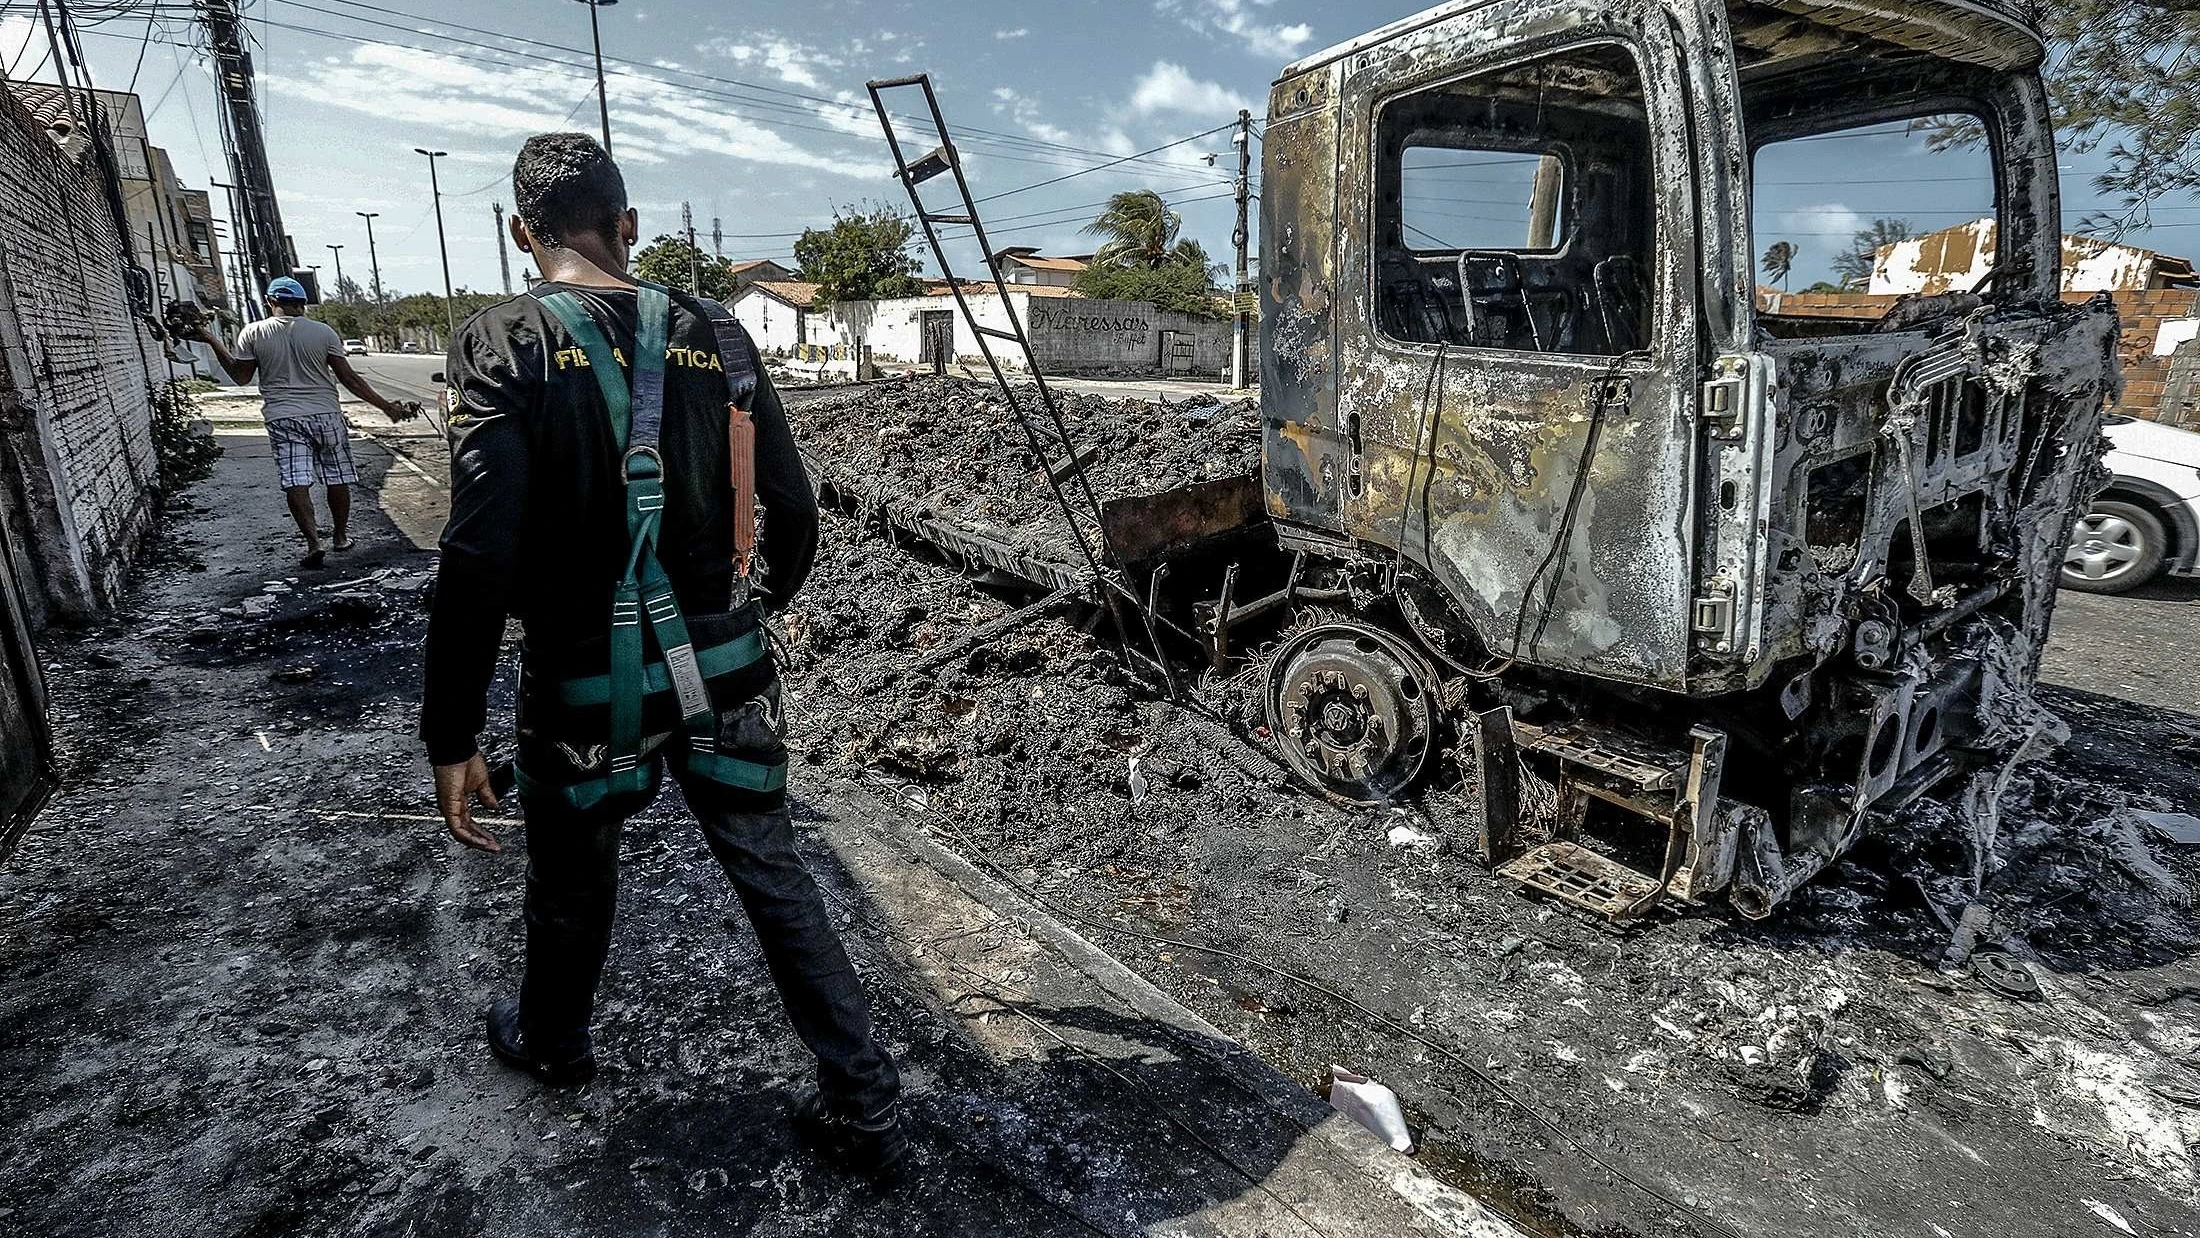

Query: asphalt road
[346,350,447,408]
[2041,573,2200,716]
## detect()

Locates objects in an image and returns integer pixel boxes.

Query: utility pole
[201,0,290,297]
[492,202,513,294]
[573,0,618,156]
[325,244,345,299]
[210,179,259,315]
[682,200,699,293]
[1231,108,1252,391]
[711,216,723,259]
[355,210,384,303]
[416,147,456,342]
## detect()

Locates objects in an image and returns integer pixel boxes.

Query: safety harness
[517,280,782,811]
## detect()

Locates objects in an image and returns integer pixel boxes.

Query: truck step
[1513,722,1688,795]
[1497,841,1664,918]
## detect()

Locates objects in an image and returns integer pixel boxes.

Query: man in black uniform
[420,132,902,1174]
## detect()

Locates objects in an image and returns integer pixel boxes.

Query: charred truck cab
[1257,0,2119,917]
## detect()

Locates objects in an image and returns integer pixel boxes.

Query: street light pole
[326,244,345,300]
[416,147,456,343]
[355,210,384,304]
[574,0,618,156]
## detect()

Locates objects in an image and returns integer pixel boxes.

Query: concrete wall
[0,82,162,629]
[828,292,1233,378]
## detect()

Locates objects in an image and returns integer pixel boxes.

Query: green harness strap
[528,283,775,808]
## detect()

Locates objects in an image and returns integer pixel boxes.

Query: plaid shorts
[266,413,358,489]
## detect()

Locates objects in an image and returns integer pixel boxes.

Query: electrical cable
[974,122,1238,204]
[120,6,152,91]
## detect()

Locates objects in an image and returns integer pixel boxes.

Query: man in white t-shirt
[194,277,420,568]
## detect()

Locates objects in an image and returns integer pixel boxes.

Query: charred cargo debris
[802,1,2125,922]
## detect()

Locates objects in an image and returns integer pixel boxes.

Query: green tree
[1074,264,1227,318]
[1761,240,1797,291]
[2041,1,2200,231]
[793,205,926,306]
[1831,219,1914,289]
[633,235,735,300]
[1080,190,1217,276]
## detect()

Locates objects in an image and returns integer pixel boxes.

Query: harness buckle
[624,445,664,481]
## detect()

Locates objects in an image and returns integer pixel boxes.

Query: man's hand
[434,752,503,852]
[385,399,423,423]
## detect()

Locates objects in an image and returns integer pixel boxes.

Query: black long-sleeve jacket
[419,282,817,766]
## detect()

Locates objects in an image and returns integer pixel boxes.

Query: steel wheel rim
[1265,622,1436,804]
[2063,512,2144,582]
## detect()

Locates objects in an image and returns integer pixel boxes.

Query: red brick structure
[1760,289,2200,426]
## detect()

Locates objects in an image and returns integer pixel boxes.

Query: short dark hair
[511,133,626,249]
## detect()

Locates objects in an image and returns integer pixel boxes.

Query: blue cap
[267,276,308,301]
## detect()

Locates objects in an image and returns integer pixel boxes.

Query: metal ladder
[865,73,1177,695]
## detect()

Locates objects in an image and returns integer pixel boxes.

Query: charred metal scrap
[815,0,2122,923]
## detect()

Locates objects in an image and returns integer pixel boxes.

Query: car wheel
[2062,499,2167,594]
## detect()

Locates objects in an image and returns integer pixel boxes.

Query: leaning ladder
[865,73,1178,695]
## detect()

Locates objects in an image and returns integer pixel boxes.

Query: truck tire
[2062,499,2167,595]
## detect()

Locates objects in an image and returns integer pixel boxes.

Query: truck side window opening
[1374,43,1655,357]
[1751,113,1998,321]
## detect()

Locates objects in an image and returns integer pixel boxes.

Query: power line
[295,0,1199,173]
[261,0,1218,179]
[975,122,1238,204]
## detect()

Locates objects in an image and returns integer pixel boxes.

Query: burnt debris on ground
[781,491,2200,1238]
[2,436,1465,1238]
[786,377,1260,578]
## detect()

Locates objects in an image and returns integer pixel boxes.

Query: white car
[342,339,368,356]
[2064,415,2200,594]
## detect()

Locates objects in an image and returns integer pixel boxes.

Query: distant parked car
[2064,415,2200,594]
[400,341,421,354]
[342,339,367,356]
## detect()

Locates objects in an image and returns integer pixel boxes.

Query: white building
[994,248,1090,288]
[1872,218,2199,296]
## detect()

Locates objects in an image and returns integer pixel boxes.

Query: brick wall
[0,81,160,628]
[1760,288,2200,424]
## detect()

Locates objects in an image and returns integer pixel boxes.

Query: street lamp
[573,0,617,156]
[415,147,456,342]
[355,210,384,303]
[326,244,345,300]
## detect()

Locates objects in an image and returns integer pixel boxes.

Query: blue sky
[5,0,2196,296]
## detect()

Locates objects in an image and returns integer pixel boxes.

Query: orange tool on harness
[728,402,756,577]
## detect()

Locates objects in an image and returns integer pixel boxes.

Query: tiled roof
[746,280,821,307]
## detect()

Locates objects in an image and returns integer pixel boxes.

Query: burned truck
[1250,0,2117,917]
[840,0,2119,920]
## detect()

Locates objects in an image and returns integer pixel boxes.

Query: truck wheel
[2062,499,2166,595]
[1265,617,1437,805]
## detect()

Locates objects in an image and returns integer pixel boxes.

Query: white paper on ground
[1328,1065,1416,1153]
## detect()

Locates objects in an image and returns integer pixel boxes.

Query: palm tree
[1761,240,1797,291]
[1833,218,1914,290]
[1082,191,1212,273]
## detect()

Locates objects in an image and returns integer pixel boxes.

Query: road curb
[813,779,1527,1238]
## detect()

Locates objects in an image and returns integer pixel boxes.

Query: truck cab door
[1325,4,1702,690]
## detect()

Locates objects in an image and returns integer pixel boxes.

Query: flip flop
[332,538,356,552]
[301,549,327,570]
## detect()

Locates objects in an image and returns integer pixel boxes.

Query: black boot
[485,996,597,1087]
[792,1090,907,1180]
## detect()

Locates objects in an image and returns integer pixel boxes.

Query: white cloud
[700,35,843,91]
[989,87,1078,148]
[1130,62,1254,117]
[1158,0,1314,60]
[1780,203,1867,239]
[268,41,874,178]
[995,27,1029,40]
